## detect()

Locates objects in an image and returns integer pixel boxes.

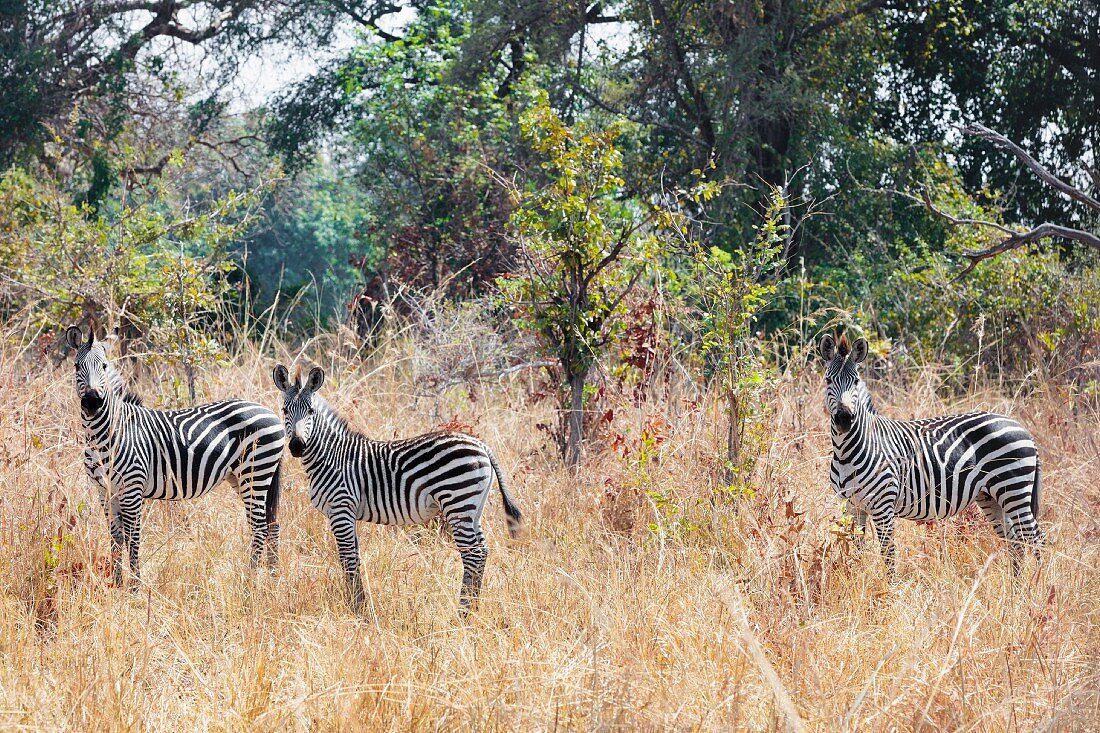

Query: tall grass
[0,329,1097,731]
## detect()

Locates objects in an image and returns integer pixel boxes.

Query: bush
[0,165,262,386]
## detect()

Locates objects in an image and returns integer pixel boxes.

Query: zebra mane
[104,355,143,405]
[315,396,352,433]
[836,333,851,358]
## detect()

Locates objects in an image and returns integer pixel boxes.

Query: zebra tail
[1031,458,1041,532]
[265,459,282,527]
[488,449,522,538]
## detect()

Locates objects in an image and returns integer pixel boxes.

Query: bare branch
[328,0,403,42]
[913,184,1100,276]
[957,123,1100,213]
[147,2,250,44]
[956,224,1100,278]
[910,186,1018,236]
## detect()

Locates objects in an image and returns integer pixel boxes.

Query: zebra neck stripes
[297,399,355,466]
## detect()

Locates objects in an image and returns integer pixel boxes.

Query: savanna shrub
[0,166,260,371]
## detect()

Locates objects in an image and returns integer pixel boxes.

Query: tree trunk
[566,368,587,467]
[725,390,741,485]
[185,361,197,405]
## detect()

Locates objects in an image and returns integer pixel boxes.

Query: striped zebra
[819,333,1045,573]
[66,326,285,585]
[272,364,522,614]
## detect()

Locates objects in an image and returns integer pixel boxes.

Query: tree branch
[798,0,892,41]
[911,186,1017,236]
[648,0,716,150]
[566,79,707,147]
[955,224,1100,278]
[914,185,1100,277]
[328,0,402,42]
[957,122,1100,213]
[1032,35,1100,93]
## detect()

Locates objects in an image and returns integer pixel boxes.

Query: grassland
[0,341,1097,731]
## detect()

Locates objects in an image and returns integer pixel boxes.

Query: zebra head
[66,326,122,415]
[273,364,325,457]
[819,333,870,433]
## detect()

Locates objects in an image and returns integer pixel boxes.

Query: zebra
[272,364,522,615]
[819,333,1045,574]
[66,326,285,586]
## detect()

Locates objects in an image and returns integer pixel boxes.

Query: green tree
[268,0,519,297]
[0,162,264,399]
[884,0,1099,225]
[500,95,714,465]
[0,1,376,164]
[459,0,894,258]
[692,189,787,484]
[242,162,371,325]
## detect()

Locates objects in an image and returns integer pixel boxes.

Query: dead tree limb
[956,123,1100,213]
[911,124,1100,276]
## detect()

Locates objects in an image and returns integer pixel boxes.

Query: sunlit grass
[0,342,1096,731]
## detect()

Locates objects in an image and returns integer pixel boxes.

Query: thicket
[0,0,1097,462]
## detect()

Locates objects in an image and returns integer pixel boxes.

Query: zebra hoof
[458,597,478,619]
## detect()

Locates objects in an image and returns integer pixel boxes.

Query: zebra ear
[851,338,869,364]
[100,330,119,353]
[305,366,325,393]
[65,325,84,350]
[819,334,836,362]
[272,364,291,392]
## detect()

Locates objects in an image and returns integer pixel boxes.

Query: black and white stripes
[64,320,1045,607]
[272,364,522,613]
[67,326,285,585]
[820,333,1045,572]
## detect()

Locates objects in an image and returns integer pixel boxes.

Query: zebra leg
[975,491,1023,573]
[328,509,365,610]
[265,521,281,572]
[869,504,898,577]
[1001,506,1044,575]
[263,462,282,572]
[444,514,488,616]
[976,491,1008,539]
[990,477,1045,575]
[458,542,488,617]
[243,493,269,570]
[119,494,144,587]
[96,485,124,587]
[234,471,270,570]
[850,506,869,549]
[1009,493,1046,551]
[107,505,127,588]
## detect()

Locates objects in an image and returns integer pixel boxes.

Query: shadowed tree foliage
[2,0,1096,415]
[0,0,396,204]
[884,0,1099,226]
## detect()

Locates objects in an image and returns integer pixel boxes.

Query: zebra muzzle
[288,437,305,457]
[833,407,854,432]
[81,390,105,415]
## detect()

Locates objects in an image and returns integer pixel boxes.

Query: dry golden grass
[1,342,1097,731]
